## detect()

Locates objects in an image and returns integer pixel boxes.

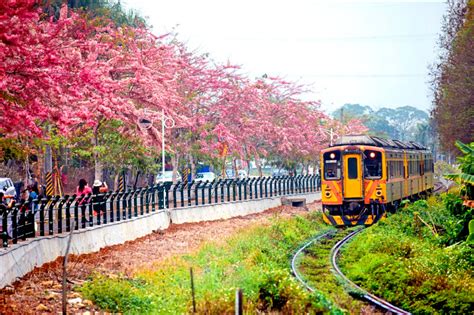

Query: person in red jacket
[76,179,92,205]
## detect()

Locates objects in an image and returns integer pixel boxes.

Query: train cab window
[348,158,358,179]
[364,150,382,179]
[323,151,341,180]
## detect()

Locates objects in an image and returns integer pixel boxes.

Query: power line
[303,74,425,78]
[222,34,438,43]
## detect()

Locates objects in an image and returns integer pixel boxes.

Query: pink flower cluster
[0,0,367,163]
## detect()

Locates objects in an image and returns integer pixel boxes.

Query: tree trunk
[114,173,119,191]
[93,126,103,181]
[190,154,196,181]
[172,153,180,184]
[24,142,30,186]
[255,155,263,177]
[232,158,238,179]
[44,145,52,174]
[221,156,226,178]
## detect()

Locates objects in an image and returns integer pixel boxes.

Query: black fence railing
[0,175,321,248]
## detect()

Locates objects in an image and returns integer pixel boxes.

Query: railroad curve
[291,228,412,314]
[330,228,411,315]
[290,229,335,292]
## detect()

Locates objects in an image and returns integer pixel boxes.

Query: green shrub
[339,196,474,314]
[467,219,474,244]
[443,193,472,242]
[80,275,155,313]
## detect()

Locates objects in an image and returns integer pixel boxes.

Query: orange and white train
[320,135,434,226]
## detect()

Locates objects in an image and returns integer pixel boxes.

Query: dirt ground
[0,202,321,314]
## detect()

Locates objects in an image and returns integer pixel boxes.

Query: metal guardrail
[0,175,321,248]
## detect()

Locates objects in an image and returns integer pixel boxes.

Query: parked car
[237,170,247,180]
[225,169,247,180]
[155,171,181,184]
[272,169,289,177]
[0,177,16,199]
[195,172,216,183]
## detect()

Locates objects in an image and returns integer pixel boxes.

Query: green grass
[79,212,344,314]
[338,195,474,314]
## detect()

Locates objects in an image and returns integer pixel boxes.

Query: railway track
[433,181,448,194]
[291,228,411,314]
[290,229,335,292]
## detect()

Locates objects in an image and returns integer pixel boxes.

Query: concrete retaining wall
[171,192,320,224]
[0,192,320,288]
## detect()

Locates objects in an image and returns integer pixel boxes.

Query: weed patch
[80,211,343,314]
[339,195,474,314]
[296,229,366,313]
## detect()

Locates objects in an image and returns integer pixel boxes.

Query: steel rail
[291,229,336,292]
[330,228,411,315]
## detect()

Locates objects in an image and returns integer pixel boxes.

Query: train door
[403,152,409,197]
[420,154,425,193]
[343,154,362,198]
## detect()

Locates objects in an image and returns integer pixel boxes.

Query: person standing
[0,192,14,241]
[317,169,322,191]
[92,180,108,216]
[76,179,92,204]
[26,185,38,237]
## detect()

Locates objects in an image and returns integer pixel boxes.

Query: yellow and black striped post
[182,168,190,185]
[118,173,125,192]
[45,172,54,196]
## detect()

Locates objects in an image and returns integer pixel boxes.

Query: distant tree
[332,104,429,141]
[42,0,146,27]
[431,0,474,155]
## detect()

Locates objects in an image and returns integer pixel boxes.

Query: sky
[122,0,447,114]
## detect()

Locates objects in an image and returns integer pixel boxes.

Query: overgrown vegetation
[80,212,342,314]
[339,195,473,314]
[298,229,366,313]
[445,141,474,200]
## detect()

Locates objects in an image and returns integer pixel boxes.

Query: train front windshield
[323,151,341,180]
[364,150,382,179]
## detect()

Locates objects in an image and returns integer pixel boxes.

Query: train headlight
[330,153,336,159]
[369,152,376,158]
[325,191,332,198]
[375,190,382,197]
